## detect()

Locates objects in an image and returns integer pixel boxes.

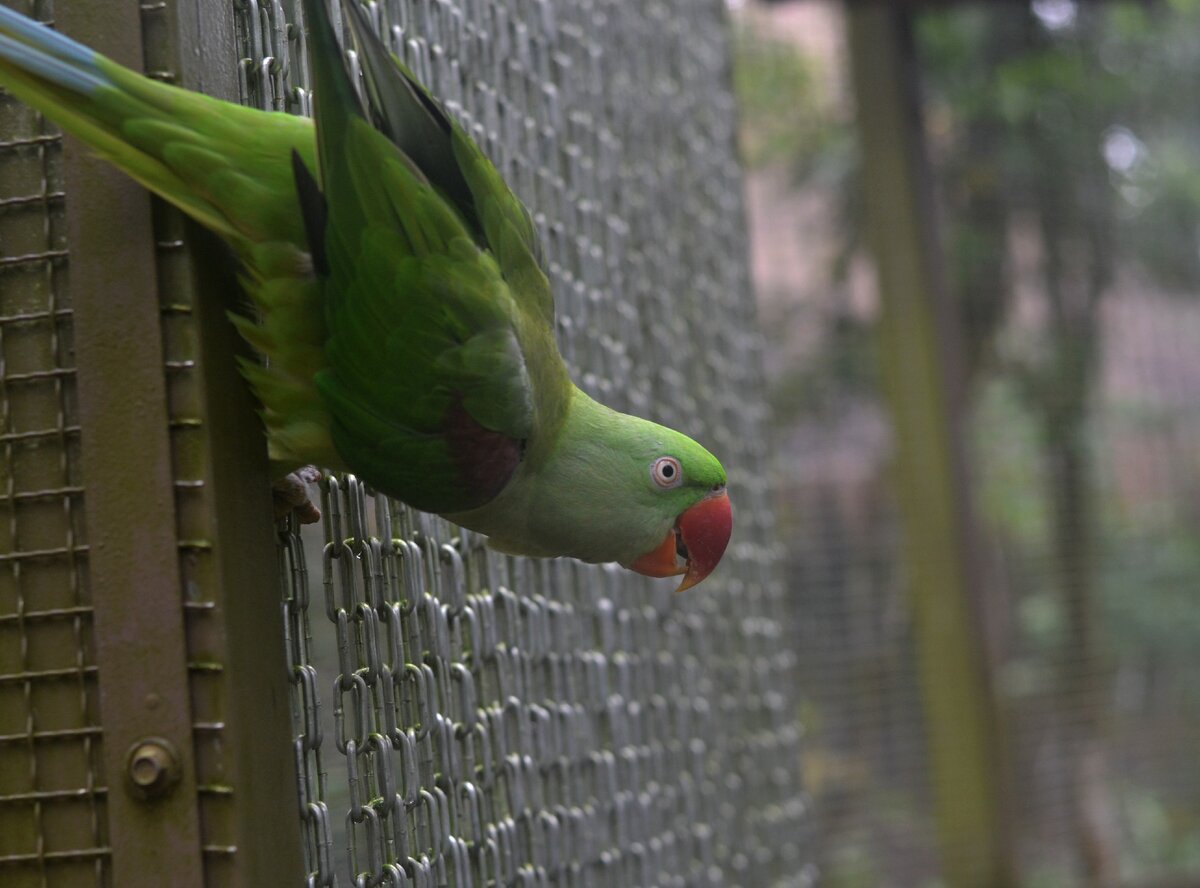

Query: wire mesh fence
[0,0,807,885]
[242,2,809,887]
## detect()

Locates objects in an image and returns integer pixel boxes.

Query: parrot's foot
[273,466,323,524]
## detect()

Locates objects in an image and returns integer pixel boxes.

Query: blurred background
[730,1,1200,886]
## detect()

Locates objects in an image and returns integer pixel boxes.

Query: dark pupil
[662,463,674,478]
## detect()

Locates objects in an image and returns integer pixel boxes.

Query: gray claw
[273,466,323,524]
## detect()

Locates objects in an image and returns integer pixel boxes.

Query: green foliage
[923,0,1200,638]
[1121,788,1200,880]
[731,22,824,171]
[919,15,1200,882]
[737,2,1200,879]
[1100,520,1200,663]
[971,379,1051,549]
[732,20,857,192]
[732,16,868,427]
[922,2,1200,299]
[765,309,877,426]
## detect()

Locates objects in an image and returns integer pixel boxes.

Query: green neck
[446,387,680,565]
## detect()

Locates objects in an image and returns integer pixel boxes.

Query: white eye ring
[650,456,683,489]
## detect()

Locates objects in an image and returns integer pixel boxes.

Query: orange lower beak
[627,529,688,579]
[627,489,732,592]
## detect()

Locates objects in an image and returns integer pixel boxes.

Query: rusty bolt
[126,737,181,800]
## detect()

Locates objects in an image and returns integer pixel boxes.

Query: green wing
[339,0,552,325]
[299,0,570,513]
[0,2,572,513]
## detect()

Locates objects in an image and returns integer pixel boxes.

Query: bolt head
[125,737,181,800]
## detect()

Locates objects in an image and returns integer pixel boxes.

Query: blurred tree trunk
[931,6,1123,880]
[847,7,1017,887]
[1026,123,1121,886]
[946,12,1020,709]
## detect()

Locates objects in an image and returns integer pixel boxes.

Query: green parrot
[0,0,732,591]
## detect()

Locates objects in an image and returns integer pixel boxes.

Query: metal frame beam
[61,2,205,882]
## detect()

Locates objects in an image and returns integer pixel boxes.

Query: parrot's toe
[273,466,323,524]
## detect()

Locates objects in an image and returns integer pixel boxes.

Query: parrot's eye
[650,456,683,489]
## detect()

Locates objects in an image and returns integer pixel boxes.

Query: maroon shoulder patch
[442,397,523,506]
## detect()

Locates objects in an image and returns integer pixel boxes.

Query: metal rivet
[126,737,181,801]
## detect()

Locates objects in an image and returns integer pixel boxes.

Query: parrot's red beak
[628,489,732,592]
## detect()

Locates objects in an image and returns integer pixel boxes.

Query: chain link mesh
[237,1,809,885]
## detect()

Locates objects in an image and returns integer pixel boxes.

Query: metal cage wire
[239,0,810,886]
[0,0,809,885]
[0,1,103,881]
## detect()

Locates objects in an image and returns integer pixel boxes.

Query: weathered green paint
[62,0,206,882]
[847,6,1014,887]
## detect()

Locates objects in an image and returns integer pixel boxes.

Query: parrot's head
[622,430,732,593]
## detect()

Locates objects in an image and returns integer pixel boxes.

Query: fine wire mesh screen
[235,2,809,886]
[0,1,107,882]
[737,2,1200,887]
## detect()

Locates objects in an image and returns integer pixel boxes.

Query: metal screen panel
[235,1,811,886]
[0,3,106,882]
